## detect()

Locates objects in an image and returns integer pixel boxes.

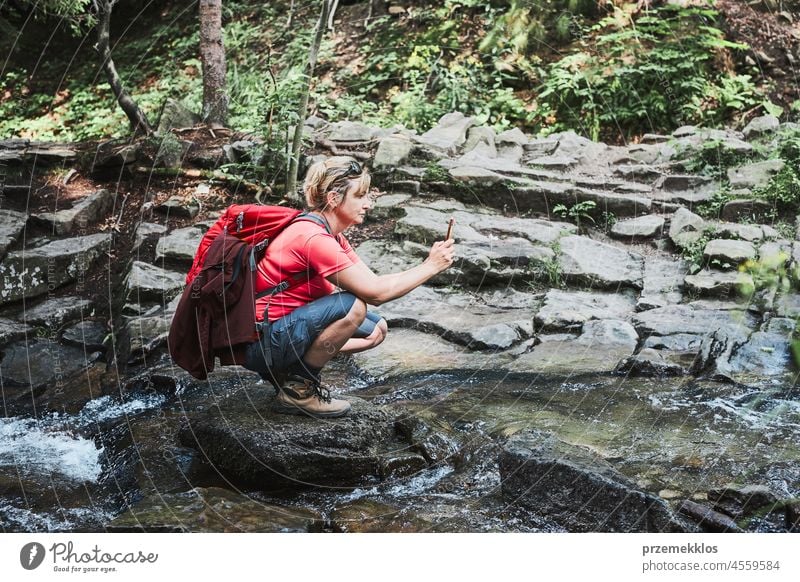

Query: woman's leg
[340,314,387,354]
[301,298,367,368]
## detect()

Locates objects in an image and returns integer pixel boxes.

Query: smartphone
[446,217,455,240]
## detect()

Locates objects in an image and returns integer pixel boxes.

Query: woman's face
[333,181,373,226]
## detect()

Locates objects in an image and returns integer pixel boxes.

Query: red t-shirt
[254,219,360,322]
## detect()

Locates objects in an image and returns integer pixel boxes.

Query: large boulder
[179,388,453,489]
[534,289,637,331]
[499,430,692,532]
[414,112,475,154]
[124,261,185,303]
[154,226,204,263]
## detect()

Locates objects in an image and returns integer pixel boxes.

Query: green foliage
[752,164,800,216]
[552,200,596,228]
[696,187,734,219]
[680,227,718,275]
[531,241,564,288]
[736,253,795,301]
[534,4,762,141]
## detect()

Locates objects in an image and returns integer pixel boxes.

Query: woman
[243,156,455,418]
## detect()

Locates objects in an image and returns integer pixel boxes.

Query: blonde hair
[303,156,371,210]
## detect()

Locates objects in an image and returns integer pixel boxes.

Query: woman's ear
[325,190,342,208]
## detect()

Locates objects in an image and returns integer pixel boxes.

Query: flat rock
[726,318,793,378]
[121,313,172,365]
[684,269,752,298]
[0,339,99,390]
[0,209,27,259]
[376,287,532,350]
[499,430,691,532]
[125,261,185,303]
[616,348,686,377]
[703,239,756,267]
[154,226,203,263]
[351,329,522,380]
[330,500,433,533]
[558,236,644,290]
[721,199,773,222]
[17,296,93,328]
[632,304,754,338]
[108,487,322,533]
[0,317,33,347]
[32,189,114,235]
[742,115,780,138]
[511,320,638,375]
[155,195,199,219]
[327,120,376,142]
[728,159,785,190]
[534,289,636,331]
[61,320,108,351]
[133,221,168,251]
[0,233,112,305]
[610,215,664,240]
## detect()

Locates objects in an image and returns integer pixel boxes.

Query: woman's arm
[327,239,455,305]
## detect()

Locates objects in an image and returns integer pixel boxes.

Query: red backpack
[168,204,319,379]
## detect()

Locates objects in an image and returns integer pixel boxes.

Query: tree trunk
[93,0,152,136]
[199,0,227,127]
[286,0,331,201]
[367,0,386,25]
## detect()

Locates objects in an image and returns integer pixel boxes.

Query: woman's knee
[346,297,368,325]
[365,324,387,348]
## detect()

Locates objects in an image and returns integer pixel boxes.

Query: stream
[2,364,799,532]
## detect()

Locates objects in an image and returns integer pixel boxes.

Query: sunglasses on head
[334,160,363,180]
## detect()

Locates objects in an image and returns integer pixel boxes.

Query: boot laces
[311,380,332,404]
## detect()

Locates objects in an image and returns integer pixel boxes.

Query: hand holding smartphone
[446,217,455,241]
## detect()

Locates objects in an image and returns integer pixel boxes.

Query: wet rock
[499,430,692,532]
[643,333,703,352]
[32,189,114,235]
[155,195,199,219]
[414,112,474,154]
[690,326,753,381]
[107,487,322,532]
[775,292,800,318]
[154,226,203,263]
[708,484,782,515]
[677,500,743,532]
[512,320,638,375]
[179,389,445,489]
[610,215,664,241]
[0,340,103,413]
[726,318,793,378]
[61,320,108,351]
[0,233,112,305]
[379,452,429,480]
[16,296,93,328]
[534,289,636,332]
[0,208,27,259]
[330,500,434,533]
[373,136,413,169]
[786,500,800,532]
[703,239,756,267]
[395,414,460,465]
[728,159,785,190]
[121,313,171,365]
[558,236,644,290]
[124,261,185,304]
[0,317,32,346]
[616,348,686,377]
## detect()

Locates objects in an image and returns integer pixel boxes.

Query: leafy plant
[553,200,597,228]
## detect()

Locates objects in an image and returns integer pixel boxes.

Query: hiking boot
[273,375,351,418]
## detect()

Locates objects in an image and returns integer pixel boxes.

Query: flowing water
[2,367,799,532]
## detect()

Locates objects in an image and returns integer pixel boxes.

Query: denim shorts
[243,292,383,377]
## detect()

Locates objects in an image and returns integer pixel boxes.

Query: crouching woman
[243,156,455,418]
